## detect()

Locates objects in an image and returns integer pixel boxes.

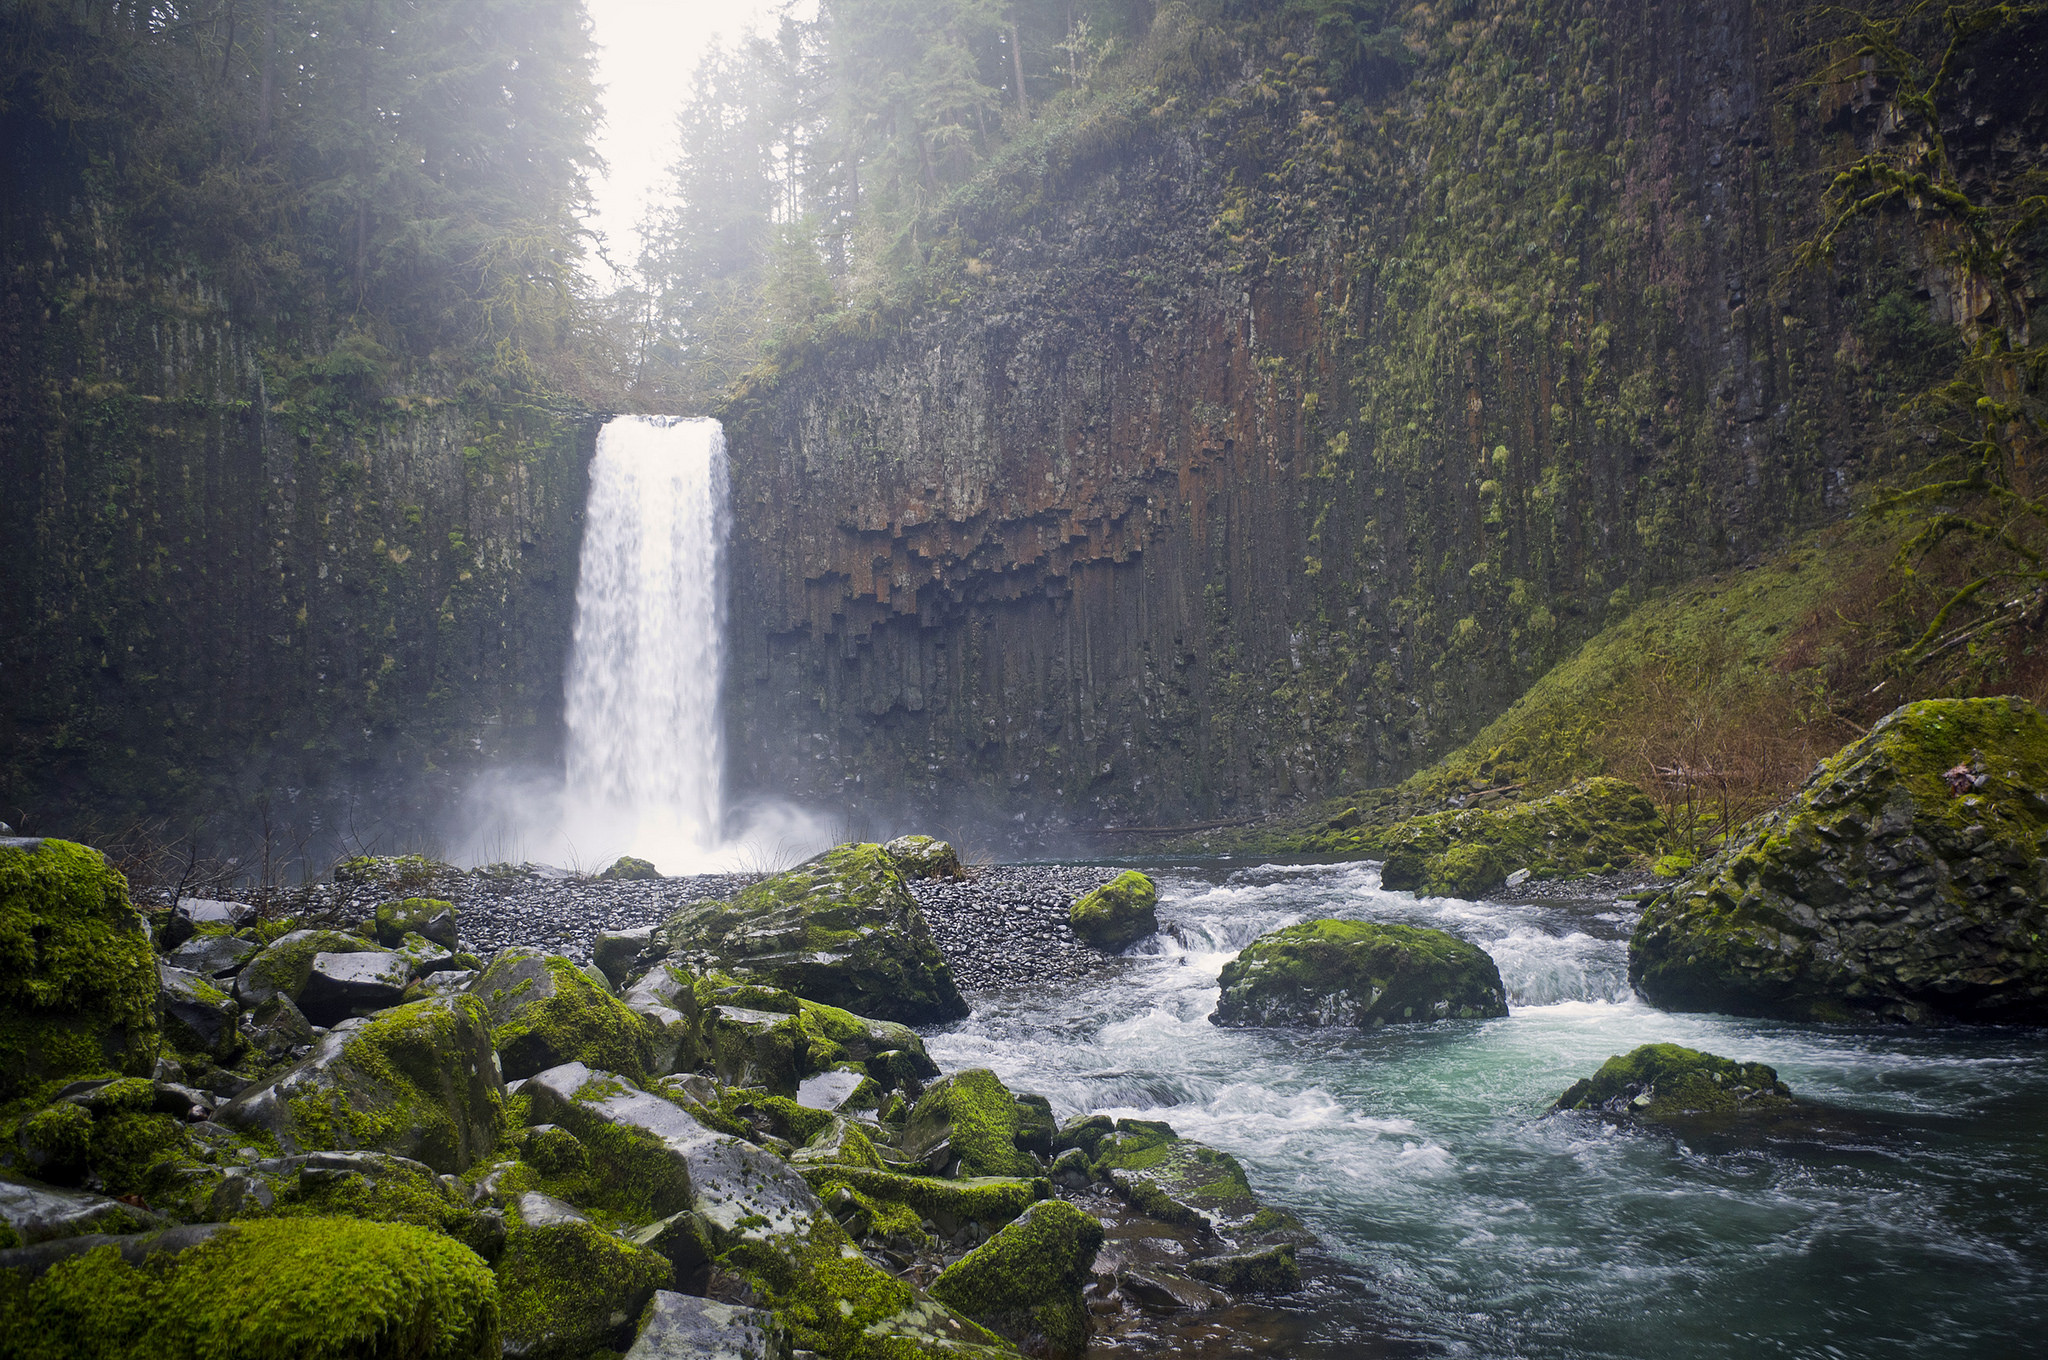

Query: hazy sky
[583,0,815,288]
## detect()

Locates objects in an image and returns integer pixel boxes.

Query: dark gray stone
[626,1290,791,1360]
[296,950,410,1025]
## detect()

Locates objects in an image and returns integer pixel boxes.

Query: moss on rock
[1212,919,1507,1028]
[0,839,160,1102]
[1363,778,1665,898]
[1068,872,1160,952]
[374,898,459,950]
[903,1070,1039,1179]
[475,950,657,1084]
[494,1215,670,1359]
[1553,1043,1795,1122]
[1630,697,2048,1023]
[791,1166,1050,1231]
[657,844,967,1024]
[599,857,662,882]
[0,1216,499,1359]
[929,1199,1103,1359]
[233,929,382,1010]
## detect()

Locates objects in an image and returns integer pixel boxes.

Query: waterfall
[562,415,729,863]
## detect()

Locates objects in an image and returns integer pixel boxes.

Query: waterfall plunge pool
[926,860,2048,1359]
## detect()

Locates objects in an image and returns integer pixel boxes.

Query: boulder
[0,1176,166,1250]
[1552,1043,1797,1123]
[1211,919,1507,1028]
[241,993,317,1060]
[1185,1243,1301,1294]
[1068,871,1160,952]
[930,1199,1104,1359]
[600,856,663,881]
[596,925,667,986]
[474,948,657,1084]
[295,950,410,1026]
[619,962,704,1075]
[233,929,382,1010]
[0,838,161,1101]
[216,994,506,1173]
[902,1068,1042,1178]
[882,834,966,881]
[656,843,967,1024]
[373,896,460,949]
[164,931,257,977]
[1087,1119,1303,1241]
[160,896,257,949]
[625,1291,791,1360]
[1631,697,2048,1023]
[0,1217,499,1359]
[698,989,936,1098]
[158,963,244,1061]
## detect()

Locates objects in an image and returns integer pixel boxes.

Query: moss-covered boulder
[1068,871,1159,952]
[158,962,244,1062]
[1212,919,1507,1028]
[9,1079,209,1201]
[618,962,704,1075]
[374,897,459,949]
[903,1069,1042,1179]
[656,843,967,1024]
[625,1292,791,1360]
[882,834,966,881]
[1087,1119,1274,1232]
[496,1204,671,1359]
[0,838,160,1102]
[1185,1243,1300,1295]
[1631,697,2048,1023]
[0,1216,499,1359]
[474,949,658,1084]
[1358,777,1665,897]
[234,929,383,1010]
[696,983,937,1099]
[0,1175,166,1250]
[600,856,663,882]
[216,995,506,1173]
[1553,1044,1796,1122]
[595,926,666,987]
[930,1199,1103,1358]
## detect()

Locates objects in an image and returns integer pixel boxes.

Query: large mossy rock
[216,995,506,1173]
[656,843,967,1024]
[0,1216,500,1359]
[1211,919,1507,1028]
[496,1202,671,1360]
[1631,697,2048,1023]
[474,949,658,1084]
[930,1199,1103,1359]
[1067,871,1159,952]
[0,839,160,1102]
[1361,777,1665,898]
[1553,1043,1796,1123]
[234,929,383,1010]
[902,1069,1042,1179]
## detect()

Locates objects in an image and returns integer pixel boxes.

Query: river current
[925,861,2048,1359]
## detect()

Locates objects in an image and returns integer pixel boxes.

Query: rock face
[0,838,160,1100]
[930,1199,1104,1359]
[1631,697,2048,1024]
[1067,871,1160,952]
[1553,1043,1796,1123]
[657,844,968,1024]
[474,949,658,1084]
[1212,919,1508,1028]
[216,995,506,1173]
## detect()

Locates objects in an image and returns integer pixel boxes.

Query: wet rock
[474,947,657,1084]
[233,929,382,1010]
[1632,697,2048,1023]
[903,1069,1042,1178]
[1212,919,1507,1028]
[216,994,505,1172]
[1069,871,1160,952]
[240,993,317,1059]
[883,834,966,881]
[626,1213,718,1294]
[1185,1243,1301,1294]
[0,838,161,1101]
[497,1203,671,1360]
[1349,777,1665,898]
[657,843,967,1024]
[620,962,704,1075]
[930,1198,1104,1358]
[0,1177,166,1248]
[373,896,460,949]
[625,1290,791,1360]
[514,1189,590,1228]
[1115,1266,1227,1313]
[1553,1043,1796,1123]
[296,949,410,1026]
[161,896,258,949]
[596,925,667,985]
[159,962,244,1061]
[794,1068,869,1112]
[1089,1119,1299,1240]
[165,931,258,976]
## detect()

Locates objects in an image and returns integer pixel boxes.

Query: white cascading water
[562,415,729,865]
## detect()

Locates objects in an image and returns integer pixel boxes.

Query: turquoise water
[925,862,2048,1359]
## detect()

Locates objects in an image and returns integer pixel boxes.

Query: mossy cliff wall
[0,120,595,837]
[718,0,2046,829]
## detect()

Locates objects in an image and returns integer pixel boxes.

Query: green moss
[374,898,456,947]
[1186,1243,1300,1295]
[1091,1120,1262,1226]
[1214,919,1508,1028]
[492,1219,669,1359]
[19,1102,94,1180]
[816,1181,928,1245]
[1068,871,1160,952]
[237,929,379,1004]
[0,839,160,1101]
[929,1200,1104,1358]
[482,955,656,1085]
[793,1166,1050,1229]
[598,857,661,882]
[1554,1043,1795,1121]
[903,1069,1038,1179]
[0,1217,499,1359]
[1357,778,1664,897]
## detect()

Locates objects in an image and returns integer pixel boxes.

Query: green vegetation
[1553,1043,1795,1122]
[904,1069,1040,1179]
[1213,920,1507,1028]
[0,1218,500,1360]
[0,840,159,1103]
[495,1218,670,1359]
